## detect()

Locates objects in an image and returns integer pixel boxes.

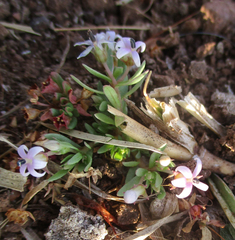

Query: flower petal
[176,182,193,199]
[33,155,48,169]
[135,41,146,52]
[28,165,46,178]
[17,145,28,159]
[193,181,209,191]
[192,156,202,177]
[20,164,30,177]
[77,46,93,59]
[116,48,131,59]
[27,146,44,159]
[132,51,141,67]
[122,38,131,49]
[74,40,92,46]
[171,178,186,188]
[175,166,193,179]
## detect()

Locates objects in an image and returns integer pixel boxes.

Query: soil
[1,0,235,239]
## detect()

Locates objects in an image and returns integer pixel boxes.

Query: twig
[54,25,151,32]
[55,34,70,73]
[0,98,29,120]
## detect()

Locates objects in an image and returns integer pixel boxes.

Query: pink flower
[171,156,209,199]
[115,37,146,67]
[17,145,48,178]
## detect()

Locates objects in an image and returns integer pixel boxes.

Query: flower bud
[124,185,147,204]
[43,140,78,155]
[159,155,172,166]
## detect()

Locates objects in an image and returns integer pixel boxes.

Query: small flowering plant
[17,145,48,177]
[25,72,92,130]
[73,30,148,115]
[171,155,209,199]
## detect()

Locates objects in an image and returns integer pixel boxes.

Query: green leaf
[95,113,115,125]
[157,186,166,199]
[130,60,146,80]
[99,101,108,111]
[220,224,235,240]
[77,163,86,172]
[84,154,92,171]
[85,123,97,135]
[210,174,235,214]
[71,75,104,95]
[122,75,145,99]
[82,64,112,83]
[113,67,123,79]
[106,48,114,72]
[136,168,148,177]
[45,133,80,148]
[208,174,235,228]
[117,176,141,197]
[123,161,139,167]
[113,151,123,161]
[68,116,77,129]
[84,141,92,149]
[48,169,69,182]
[97,144,113,154]
[103,85,121,109]
[67,152,83,165]
[125,167,137,183]
[61,154,74,164]
[154,172,162,188]
[149,152,161,168]
[116,70,148,87]
[50,108,61,116]
[51,72,64,91]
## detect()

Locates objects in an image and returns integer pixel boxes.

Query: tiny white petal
[77,46,93,59]
[17,145,28,159]
[175,166,193,179]
[171,178,186,188]
[20,164,30,177]
[28,165,46,178]
[193,181,209,191]
[116,48,130,59]
[74,40,92,46]
[176,183,193,199]
[27,146,44,159]
[135,41,146,52]
[192,157,202,177]
[132,51,140,67]
[33,159,48,169]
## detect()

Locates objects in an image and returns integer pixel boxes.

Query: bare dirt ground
[1,0,235,239]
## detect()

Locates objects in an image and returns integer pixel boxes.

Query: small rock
[196,42,216,59]
[189,60,208,82]
[201,1,235,33]
[116,204,140,225]
[45,205,108,240]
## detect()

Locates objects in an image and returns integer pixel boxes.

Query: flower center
[130,38,136,49]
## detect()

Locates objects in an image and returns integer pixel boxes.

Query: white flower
[17,145,48,178]
[171,155,209,198]
[75,31,113,59]
[115,37,146,67]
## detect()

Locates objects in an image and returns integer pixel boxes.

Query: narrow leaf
[123,161,139,167]
[95,113,115,125]
[82,64,112,83]
[103,85,121,109]
[71,75,104,94]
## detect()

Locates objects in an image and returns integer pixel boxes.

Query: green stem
[103,62,117,87]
